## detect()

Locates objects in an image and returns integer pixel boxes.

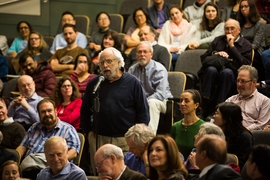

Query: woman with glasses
[213,102,254,169]
[52,76,82,131]
[7,21,33,58]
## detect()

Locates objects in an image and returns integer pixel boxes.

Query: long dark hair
[101,30,122,51]
[237,0,261,26]
[132,7,149,25]
[200,2,222,31]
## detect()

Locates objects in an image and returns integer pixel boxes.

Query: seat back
[1,78,18,102]
[226,153,239,165]
[168,72,186,99]
[6,148,21,164]
[123,14,136,34]
[109,14,124,33]
[182,0,194,9]
[73,132,85,166]
[251,130,270,146]
[166,0,182,6]
[43,36,54,49]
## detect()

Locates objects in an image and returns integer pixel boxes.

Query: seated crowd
[0,0,270,179]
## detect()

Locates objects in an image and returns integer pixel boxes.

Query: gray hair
[101,144,124,159]
[136,41,153,53]
[198,123,225,140]
[238,65,258,81]
[125,123,155,146]
[0,131,2,144]
[44,136,68,152]
[225,18,240,29]
[98,47,125,68]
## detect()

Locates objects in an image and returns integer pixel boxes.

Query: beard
[41,115,57,126]
[138,57,148,66]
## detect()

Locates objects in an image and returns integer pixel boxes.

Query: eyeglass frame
[235,79,252,84]
[95,156,110,169]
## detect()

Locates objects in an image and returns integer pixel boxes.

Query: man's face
[195,140,205,170]
[153,0,164,5]
[63,27,77,45]
[21,56,38,75]
[45,142,68,175]
[94,153,113,177]
[236,70,256,98]
[126,138,146,158]
[18,76,35,98]
[224,20,240,38]
[139,26,155,42]
[136,43,153,67]
[61,14,75,26]
[0,101,8,121]
[19,22,30,39]
[99,51,120,81]
[97,13,110,29]
[39,102,58,128]
[197,0,207,5]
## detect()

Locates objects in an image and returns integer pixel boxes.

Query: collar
[0,117,14,126]
[27,92,39,101]
[151,41,157,46]
[37,118,61,132]
[139,59,154,70]
[116,166,126,180]
[199,164,216,177]
[238,89,257,100]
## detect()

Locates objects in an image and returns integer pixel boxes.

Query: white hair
[98,47,125,68]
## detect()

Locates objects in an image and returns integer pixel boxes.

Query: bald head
[18,75,35,97]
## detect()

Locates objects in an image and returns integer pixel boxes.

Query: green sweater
[170,119,204,160]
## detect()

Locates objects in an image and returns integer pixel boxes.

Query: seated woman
[189,2,225,50]
[237,0,265,80]
[213,102,254,169]
[222,0,240,21]
[12,31,52,74]
[158,5,198,70]
[52,77,82,131]
[69,53,96,96]
[0,160,21,180]
[7,21,33,58]
[124,7,148,54]
[147,135,188,180]
[170,89,204,160]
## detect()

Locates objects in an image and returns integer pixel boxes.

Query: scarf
[170,19,190,36]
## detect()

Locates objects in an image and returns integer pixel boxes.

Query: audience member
[170,89,205,160]
[124,8,148,54]
[125,25,170,71]
[50,11,88,54]
[8,75,43,131]
[16,99,80,179]
[237,0,265,81]
[36,136,87,180]
[147,135,188,180]
[261,36,270,84]
[0,98,25,149]
[213,102,254,169]
[199,18,252,118]
[184,0,212,28]
[50,24,89,76]
[124,123,155,177]
[52,77,82,131]
[195,134,242,180]
[226,65,270,130]
[0,132,17,167]
[18,53,56,97]
[255,0,270,23]
[245,144,270,180]
[189,2,225,50]
[12,31,52,74]
[0,56,8,81]
[128,41,172,134]
[0,35,8,56]
[7,21,32,58]
[158,5,197,70]
[81,47,149,175]
[69,53,96,96]
[222,0,241,21]
[94,144,148,180]
[0,160,21,180]
[147,0,171,32]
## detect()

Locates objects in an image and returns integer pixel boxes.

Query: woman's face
[170,7,183,24]
[103,35,115,48]
[240,0,250,17]
[135,10,147,26]
[60,80,73,98]
[213,108,226,128]
[19,22,30,39]
[205,5,217,21]
[77,56,89,72]
[97,13,110,29]
[149,140,167,170]
[29,33,41,48]
[180,92,198,115]
[1,164,20,180]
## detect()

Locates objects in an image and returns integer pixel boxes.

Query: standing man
[81,47,149,175]
[128,41,173,134]
[226,65,270,130]
[8,75,43,131]
[50,11,87,54]
[125,25,170,71]
[147,0,171,32]
[50,24,89,76]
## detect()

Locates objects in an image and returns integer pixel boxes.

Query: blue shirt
[128,60,173,101]
[8,92,43,125]
[50,32,87,53]
[36,162,87,180]
[21,119,80,156]
[7,37,27,54]
[124,152,146,176]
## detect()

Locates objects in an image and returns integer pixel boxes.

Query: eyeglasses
[98,18,109,21]
[240,5,249,9]
[225,27,236,31]
[99,59,114,66]
[95,156,109,169]
[235,79,252,84]
[61,84,72,88]
[19,26,29,30]
[30,37,40,41]
[62,18,74,23]
[135,14,144,19]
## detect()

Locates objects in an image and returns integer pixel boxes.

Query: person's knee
[205,66,218,75]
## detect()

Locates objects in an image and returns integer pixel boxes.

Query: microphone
[93,76,105,94]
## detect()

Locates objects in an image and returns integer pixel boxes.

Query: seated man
[196,134,242,180]
[50,11,87,54]
[16,99,80,179]
[50,24,89,76]
[36,136,87,180]
[0,98,25,149]
[128,41,173,134]
[199,19,252,118]
[125,25,170,71]
[94,144,147,180]
[0,131,17,167]
[226,65,270,130]
[19,53,57,97]
[8,75,43,131]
